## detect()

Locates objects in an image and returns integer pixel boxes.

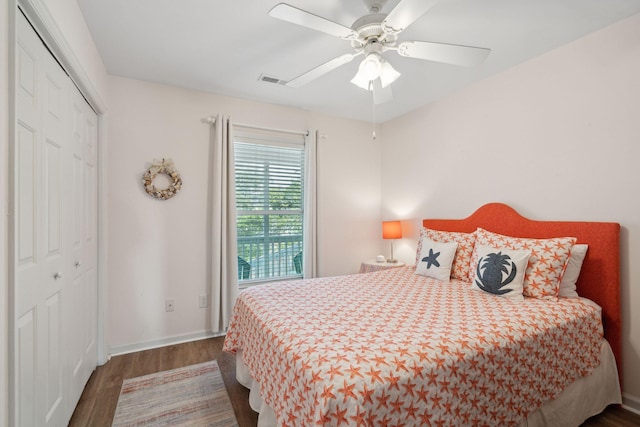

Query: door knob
[53,272,62,280]
[75,261,81,268]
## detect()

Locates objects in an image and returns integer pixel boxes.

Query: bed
[223,203,622,426]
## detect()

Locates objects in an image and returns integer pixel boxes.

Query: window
[234,128,305,284]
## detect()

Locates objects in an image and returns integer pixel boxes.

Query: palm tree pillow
[415,239,458,282]
[471,245,531,300]
[472,228,577,299]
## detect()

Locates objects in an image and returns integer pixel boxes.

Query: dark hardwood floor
[69,336,257,426]
[70,336,640,426]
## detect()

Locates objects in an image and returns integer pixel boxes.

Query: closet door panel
[67,96,84,406]
[67,89,98,408]
[14,11,74,427]
[16,124,37,270]
[38,26,68,427]
[16,310,36,427]
[82,109,98,384]
[15,22,39,273]
[16,15,47,425]
[16,37,38,127]
[44,140,61,257]
[43,292,63,423]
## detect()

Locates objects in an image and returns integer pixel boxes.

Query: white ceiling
[77,0,640,123]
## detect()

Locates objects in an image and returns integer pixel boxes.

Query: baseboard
[622,392,640,415]
[108,330,225,357]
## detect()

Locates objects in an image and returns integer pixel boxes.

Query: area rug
[112,360,238,426]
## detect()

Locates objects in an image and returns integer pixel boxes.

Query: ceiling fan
[269,0,490,103]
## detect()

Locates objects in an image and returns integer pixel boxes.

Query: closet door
[67,86,98,408]
[14,11,98,426]
[15,11,69,427]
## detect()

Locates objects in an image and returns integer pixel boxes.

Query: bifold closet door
[67,77,99,410]
[14,11,98,426]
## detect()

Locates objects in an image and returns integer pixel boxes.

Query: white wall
[106,76,382,350]
[381,13,640,408]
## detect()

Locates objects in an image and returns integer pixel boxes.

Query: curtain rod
[203,116,309,137]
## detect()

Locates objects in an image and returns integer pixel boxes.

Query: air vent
[259,74,287,85]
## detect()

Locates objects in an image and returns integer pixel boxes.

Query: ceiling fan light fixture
[359,53,382,81]
[350,71,371,90]
[379,61,400,88]
[351,56,401,91]
[351,53,385,90]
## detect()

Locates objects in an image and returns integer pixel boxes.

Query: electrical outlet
[199,295,208,308]
[166,299,175,312]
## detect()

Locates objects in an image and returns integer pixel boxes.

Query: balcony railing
[237,234,303,282]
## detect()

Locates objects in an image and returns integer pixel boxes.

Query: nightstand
[359,259,406,274]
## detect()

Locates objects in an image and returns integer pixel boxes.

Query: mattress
[223,266,608,426]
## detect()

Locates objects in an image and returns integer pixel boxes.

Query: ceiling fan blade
[382,0,439,35]
[286,53,356,88]
[397,41,490,67]
[372,79,393,105]
[269,3,359,40]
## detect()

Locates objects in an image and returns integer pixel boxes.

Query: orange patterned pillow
[416,228,476,280]
[470,228,576,299]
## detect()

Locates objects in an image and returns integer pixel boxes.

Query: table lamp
[382,220,402,263]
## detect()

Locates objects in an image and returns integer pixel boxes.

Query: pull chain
[372,93,376,140]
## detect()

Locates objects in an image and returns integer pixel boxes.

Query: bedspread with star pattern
[223,266,603,426]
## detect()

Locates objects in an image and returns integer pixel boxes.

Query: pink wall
[106,76,383,351]
[381,13,640,408]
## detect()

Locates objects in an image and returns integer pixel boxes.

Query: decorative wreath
[142,158,182,200]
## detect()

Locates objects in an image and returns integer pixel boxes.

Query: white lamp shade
[350,69,371,90]
[351,53,383,90]
[379,61,401,88]
[359,53,382,80]
[351,54,401,91]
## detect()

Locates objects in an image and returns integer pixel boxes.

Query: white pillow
[415,228,477,280]
[558,244,588,298]
[415,239,458,281]
[471,246,531,300]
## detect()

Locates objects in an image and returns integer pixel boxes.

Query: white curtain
[209,115,238,332]
[303,130,318,279]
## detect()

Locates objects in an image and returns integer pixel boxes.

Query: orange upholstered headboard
[423,203,621,376]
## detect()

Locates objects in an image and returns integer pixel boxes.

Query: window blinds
[234,129,305,281]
